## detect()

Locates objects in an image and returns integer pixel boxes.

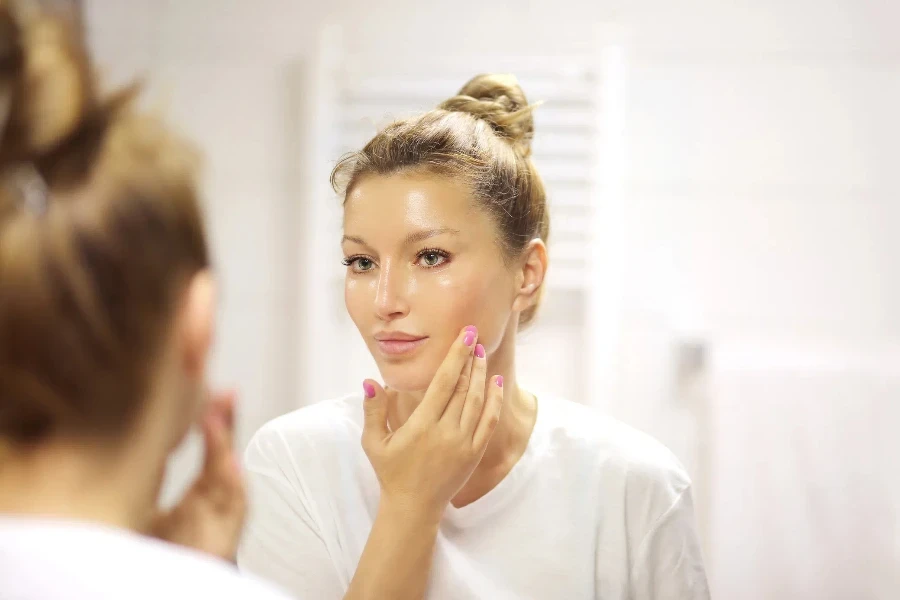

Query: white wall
[85,0,900,597]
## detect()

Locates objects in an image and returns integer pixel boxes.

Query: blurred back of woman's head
[0,0,211,449]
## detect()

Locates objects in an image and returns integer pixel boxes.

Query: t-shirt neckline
[441,394,549,529]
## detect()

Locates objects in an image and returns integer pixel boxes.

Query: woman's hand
[345,326,502,599]
[151,389,247,563]
[360,326,503,520]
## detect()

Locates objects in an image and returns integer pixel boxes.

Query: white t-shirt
[238,394,710,600]
[0,517,294,600]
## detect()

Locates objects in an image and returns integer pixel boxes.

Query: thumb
[361,379,389,443]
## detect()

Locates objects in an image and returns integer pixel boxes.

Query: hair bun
[0,1,93,163]
[439,73,537,156]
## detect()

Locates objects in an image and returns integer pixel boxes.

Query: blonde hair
[0,1,209,443]
[331,73,550,326]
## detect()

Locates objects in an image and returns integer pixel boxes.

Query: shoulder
[244,393,365,471]
[0,520,293,600]
[137,539,294,600]
[538,396,691,496]
[538,397,696,551]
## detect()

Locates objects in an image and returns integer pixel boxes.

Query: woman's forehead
[343,174,482,230]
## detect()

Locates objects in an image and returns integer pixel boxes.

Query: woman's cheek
[430,272,504,341]
[466,272,516,352]
[435,272,480,316]
[344,277,372,329]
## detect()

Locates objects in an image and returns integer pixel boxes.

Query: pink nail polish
[363,382,376,398]
[465,325,477,333]
[474,344,485,358]
[464,331,475,346]
[496,376,504,388]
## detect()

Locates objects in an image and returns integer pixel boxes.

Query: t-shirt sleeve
[628,485,710,600]
[237,430,346,599]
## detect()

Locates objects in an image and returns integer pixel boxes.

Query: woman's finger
[472,375,503,449]
[199,390,243,508]
[442,351,475,423]
[202,389,235,472]
[459,344,487,432]
[207,389,236,429]
[361,379,390,451]
[201,406,226,473]
[195,413,227,506]
[219,391,236,430]
[411,325,477,423]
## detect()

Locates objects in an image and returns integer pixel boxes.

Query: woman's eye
[343,256,375,272]
[418,252,447,268]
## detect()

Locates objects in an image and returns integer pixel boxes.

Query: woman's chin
[379,365,435,394]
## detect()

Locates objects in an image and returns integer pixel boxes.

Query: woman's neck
[0,436,165,532]
[387,329,538,508]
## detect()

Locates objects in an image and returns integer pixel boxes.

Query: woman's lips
[375,337,428,356]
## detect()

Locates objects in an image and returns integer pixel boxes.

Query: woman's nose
[373,262,410,321]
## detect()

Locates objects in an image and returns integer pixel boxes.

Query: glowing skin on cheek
[407,271,420,296]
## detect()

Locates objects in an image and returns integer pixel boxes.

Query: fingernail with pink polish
[496,376,504,388]
[464,331,475,346]
[465,325,477,333]
[363,382,376,399]
[475,344,485,359]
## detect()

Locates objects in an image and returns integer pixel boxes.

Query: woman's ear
[511,239,548,314]
[178,270,217,379]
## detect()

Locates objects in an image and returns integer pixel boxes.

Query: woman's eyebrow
[341,228,460,248]
[403,228,460,246]
[341,234,368,246]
